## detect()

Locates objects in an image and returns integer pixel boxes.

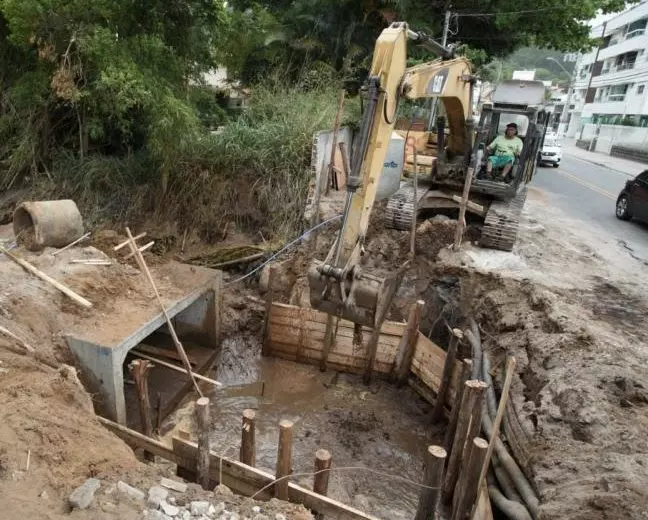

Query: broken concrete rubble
[69,478,101,509]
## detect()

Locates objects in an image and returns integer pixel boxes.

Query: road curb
[563,151,636,178]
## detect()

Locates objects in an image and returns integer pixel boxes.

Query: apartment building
[568,0,648,140]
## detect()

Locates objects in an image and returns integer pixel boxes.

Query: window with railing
[625,18,647,39]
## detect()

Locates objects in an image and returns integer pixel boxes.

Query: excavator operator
[485,122,523,181]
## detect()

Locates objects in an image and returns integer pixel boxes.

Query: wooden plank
[138,343,198,366]
[269,342,394,373]
[406,154,436,166]
[98,416,186,466]
[1,246,92,308]
[269,317,403,345]
[172,437,379,520]
[270,303,406,336]
[268,330,398,364]
[268,343,394,375]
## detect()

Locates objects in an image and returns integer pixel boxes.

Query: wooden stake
[451,438,488,520]
[240,409,256,467]
[275,419,294,500]
[123,240,155,260]
[444,359,473,454]
[125,227,202,397]
[114,232,146,251]
[362,326,382,385]
[262,264,277,356]
[155,391,163,436]
[472,357,516,519]
[1,246,92,308]
[453,166,475,250]
[129,359,154,461]
[313,449,332,495]
[443,380,487,500]
[410,149,418,255]
[431,328,462,422]
[51,232,91,256]
[394,300,425,385]
[195,397,211,489]
[414,445,447,520]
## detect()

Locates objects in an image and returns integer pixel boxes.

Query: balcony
[599,32,648,61]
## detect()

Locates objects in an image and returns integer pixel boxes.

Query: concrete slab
[66,265,222,424]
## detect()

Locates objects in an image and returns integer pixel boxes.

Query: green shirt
[488,135,523,157]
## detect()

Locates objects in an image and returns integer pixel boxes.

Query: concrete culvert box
[13,200,84,251]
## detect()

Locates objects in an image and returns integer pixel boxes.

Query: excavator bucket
[307,260,406,328]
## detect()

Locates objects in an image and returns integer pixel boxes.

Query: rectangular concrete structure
[66,264,222,424]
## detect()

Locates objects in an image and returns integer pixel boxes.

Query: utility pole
[428,9,452,130]
[546,56,574,136]
[579,21,607,141]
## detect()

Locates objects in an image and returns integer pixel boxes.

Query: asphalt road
[531,153,648,265]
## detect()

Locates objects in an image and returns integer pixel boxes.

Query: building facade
[568,0,648,142]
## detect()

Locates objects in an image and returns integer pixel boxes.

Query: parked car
[539,135,562,167]
[616,170,648,223]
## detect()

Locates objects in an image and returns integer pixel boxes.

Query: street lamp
[546,57,575,136]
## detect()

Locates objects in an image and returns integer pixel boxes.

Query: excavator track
[384,183,427,230]
[479,187,528,252]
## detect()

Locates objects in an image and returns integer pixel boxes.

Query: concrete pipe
[13,200,84,251]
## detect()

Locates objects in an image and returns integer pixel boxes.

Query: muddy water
[173,335,445,519]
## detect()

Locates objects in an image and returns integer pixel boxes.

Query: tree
[0,0,227,190]
[225,0,631,84]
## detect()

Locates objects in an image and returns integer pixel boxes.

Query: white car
[539,136,562,168]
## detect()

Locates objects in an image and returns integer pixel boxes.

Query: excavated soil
[2,178,648,520]
[261,189,648,520]
[0,225,313,519]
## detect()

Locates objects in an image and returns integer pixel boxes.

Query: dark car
[616,170,648,223]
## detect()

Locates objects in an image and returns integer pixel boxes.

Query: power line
[454,7,569,17]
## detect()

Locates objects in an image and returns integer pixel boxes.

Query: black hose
[488,472,534,520]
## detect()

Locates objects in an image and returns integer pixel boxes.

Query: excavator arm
[308,22,473,328]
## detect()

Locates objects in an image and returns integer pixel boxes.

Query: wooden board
[411,333,463,406]
[99,418,378,520]
[173,437,380,520]
[267,303,402,373]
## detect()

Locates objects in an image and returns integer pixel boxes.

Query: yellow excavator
[308,21,549,328]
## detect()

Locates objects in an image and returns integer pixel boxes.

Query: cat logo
[427,69,449,95]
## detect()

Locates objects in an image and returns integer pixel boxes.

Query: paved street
[531,152,648,265]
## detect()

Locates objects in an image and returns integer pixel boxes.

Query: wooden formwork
[265,301,494,520]
[266,302,464,408]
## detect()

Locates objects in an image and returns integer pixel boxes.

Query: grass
[2,81,356,243]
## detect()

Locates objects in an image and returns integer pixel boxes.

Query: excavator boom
[308,22,474,328]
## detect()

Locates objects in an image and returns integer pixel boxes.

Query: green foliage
[165,82,350,240]
[0,0,226,189]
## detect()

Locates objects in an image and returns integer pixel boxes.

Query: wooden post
[453,166,475,250]
[313,449,332,495]
[262,264,277,356]
[275,420,294,500]
[240,409,256,467]
[443,380,487,500]
[472,357,516,518]
[451,438,489,520]
[410,148,419,255]
[129,360,154,461]
[444,359,473,454]
[393,300,425,385]
[320,315,338,372]
[414,445,447,520]
[195,397,211,489]
[362,327,382,385]
[431,328,462,422]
